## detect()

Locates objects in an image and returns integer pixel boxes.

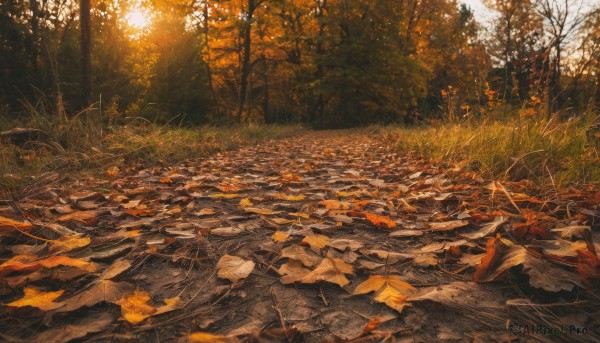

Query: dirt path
[1,129,599,342]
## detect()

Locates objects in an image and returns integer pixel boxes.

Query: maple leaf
[217,255,255,283]
[302,234,331,253]
[281,244,322,267]
[300,258,353,287]
[7,287,64,311]
[0,216,34,231]
[353,275,415,312]
[350,212,396,229]
[115,290,155,324]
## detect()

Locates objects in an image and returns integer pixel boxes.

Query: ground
[0,129,599,342]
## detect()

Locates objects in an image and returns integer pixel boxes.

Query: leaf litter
[0,130,598,341]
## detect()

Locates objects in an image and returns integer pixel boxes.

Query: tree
[80,0,91,106]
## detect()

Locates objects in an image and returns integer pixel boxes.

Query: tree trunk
[237,0,256,123]
[201,0,221,119]
[80,0,91,107]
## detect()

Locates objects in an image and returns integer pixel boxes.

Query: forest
[0,0,597,126]
[0,1,599,342]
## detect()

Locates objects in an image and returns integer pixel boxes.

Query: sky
[460,0,497,23]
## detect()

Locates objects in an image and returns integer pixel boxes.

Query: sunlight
[125,7,151,30]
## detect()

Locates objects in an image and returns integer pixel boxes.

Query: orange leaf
[0,216,34,231]
[0,255,98,277]
[319,200,351,210]
[7,287,64,311]
[473,235,510,281]
[58,210,98,222]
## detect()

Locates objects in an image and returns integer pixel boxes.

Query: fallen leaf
[0,255,98,277]
[276,194,306,201]
[353,275,415,312]
[58,210,98,222]
[0,216,34,231]
[428,220,469,232]
[7,287,64,311]
[474,237,526,282]
[408,282,504,308]
[30,312,115,343]
[272,231,289,242]
[360,249,413,264]
[239,198,253,207]
[461,216,507,240]
[361,213,396,229]
[217,255,255,283]
[115,290,157,324]
[212,193,240,199]
[330,239,364,251]
[188,332,227,343]
[281,244,322,267]
[57,280,132,312]
[319,200,351,210]
[49,235,91,253]
[279,260,311,284]
[302,234,331,253]
[300,258,353,287]
[244,207,278,215]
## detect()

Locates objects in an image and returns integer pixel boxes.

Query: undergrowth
[0,100,301,191]
[389,112,600,187]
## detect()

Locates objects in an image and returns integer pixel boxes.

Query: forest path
[1,129,599,342]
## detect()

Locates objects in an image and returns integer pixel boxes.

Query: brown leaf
[353,275,415,312]
[217,255,255,283]
[57,280,132,312]
[300,258,353,287]
[30,312,115,343]
[279,260,311,284]
[58,210,98,222]
[281,244,322,267]
[302,234,331,253]
[427,220,469,232]
[461,216,507,240]
[272,231,289,242]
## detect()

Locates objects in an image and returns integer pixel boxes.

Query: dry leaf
[276,194,306,201]
[239,198,253,207]
[272,231,289,242]
[281,244,322,267]
[30,312,114,343]
[279,260,311,284]
[188,332,227,343]
[115,290,157,324]
[300,258,353,287]
[244,207,278,215]
[428,220,469,232]
[0,255,98,277]
[49,235,91,253]
[302,234,331,253]
[217,255,255,283]
[58,210,98,222]
[7,287,64,311]
[0,216,34,231]
[319,200,351,210]
[353,275,415,312]
[57,280,132,312]
[461,216,506,239]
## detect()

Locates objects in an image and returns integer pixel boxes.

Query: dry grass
[386,112,599,187]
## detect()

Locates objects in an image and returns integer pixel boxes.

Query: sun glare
[126,7,151,30]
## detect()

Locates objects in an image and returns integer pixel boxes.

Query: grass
[386,112,600,187]
[0,100,302,192]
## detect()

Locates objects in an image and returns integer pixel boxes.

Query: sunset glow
[125,7,151,30]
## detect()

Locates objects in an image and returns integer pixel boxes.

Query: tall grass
[389,112,599,186]
[0,98,302,190]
